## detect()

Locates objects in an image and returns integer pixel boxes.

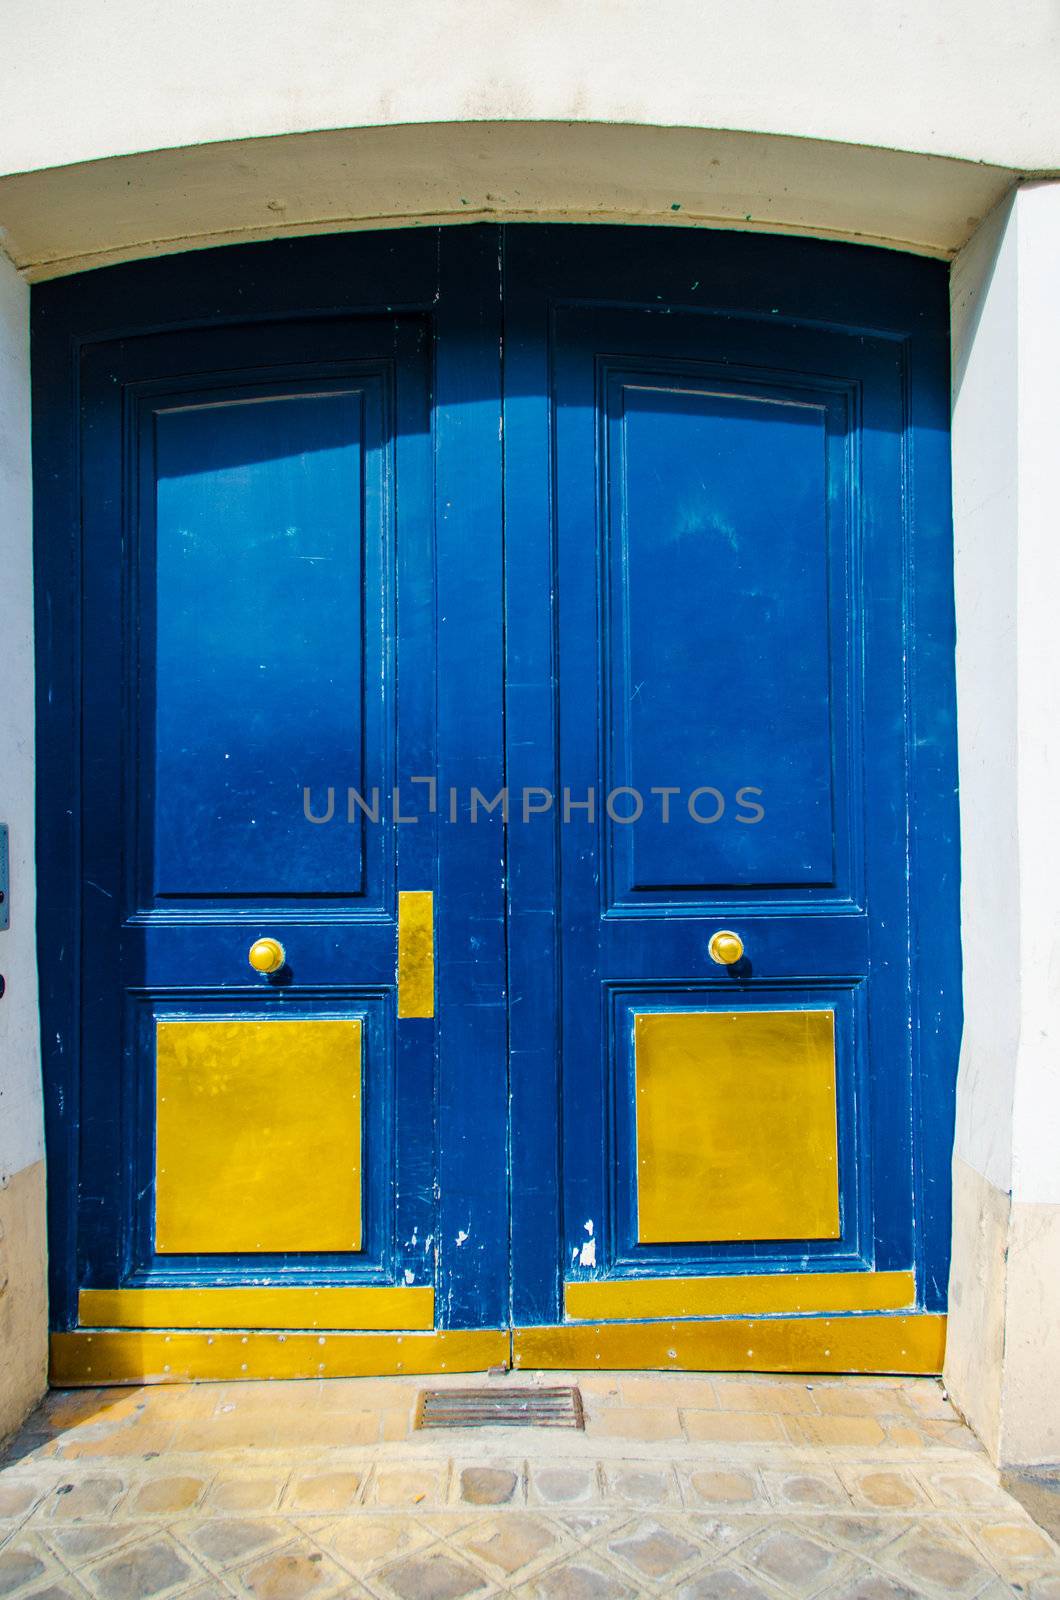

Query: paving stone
[617,1376,718,1409]
[515,1555,635,1599]
[42,1528,145,1564]
[603,1467,677,1506]
[714,1381,818,1416]
[17,1585,93,1600]
[0,1436,59,1469]
[976,1521,1057,1559]
[790,1417,887,1448]
[879,1424,926,1450]
[689,1472,760,1507]
[128,1477,206,1515]
[313,1516,428,1568]
[285,1472,363,1512]
[181,1516,286,1567]
[459,1513,558,1574]
[238,1542,337,1600]
[912,1420,984,1452]
[269,1412,380,1450]
[205,1478,284,1513]
[56,1419,179,1461]
[824,1569,922,1600]
[459,1467,518,1505]
[531,1468,598,1505]
[809,1516,912,1555]
[45,1479,126,1522]
[686,1516,768,1554]
[899,1383,957,1421]
[607,1519,701,1578]
[849,1472,923,1510]
[884,1528,995,1595]
[551,1513,612,1539]
[0,1481,43,1519]
[368,1468,448,1507]
[675,1565,777,1600]
[743,1528,843,1594]
[0,1545,48,1596]
[84,1537,195,1600]
[766,1473,847,1508]
[379,1548,488,1600]
[922,1470,1010,1509]
[573,1378,621,1404]
[588,1407,683,1441]
[811,1387,904,1418]
[683,1412,786,1444]
[41,1394,136,1432]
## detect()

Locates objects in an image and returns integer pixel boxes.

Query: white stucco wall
[0,0,1057,276]
[2,0,1058,176]
[947,182,1060,1466]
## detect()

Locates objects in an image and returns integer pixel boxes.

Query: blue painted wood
[502,225,959,1320]
[76,314,434,1295]
[432,227,510,1328]
[150,386,370,899]
[34,224,960,1337]
[32,232,506,1328]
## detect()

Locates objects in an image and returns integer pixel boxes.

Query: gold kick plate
[398,890,435,1018]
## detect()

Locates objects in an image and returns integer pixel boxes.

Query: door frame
[33,224,960,1381]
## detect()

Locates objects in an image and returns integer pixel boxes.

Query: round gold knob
[248,937,286,974]
[708,929,744,966]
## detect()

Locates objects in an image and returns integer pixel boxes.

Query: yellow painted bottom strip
[51,1328,508,1386]
[565,1270,915,1322]
[514,1314,946,1375]
[79,1286,434,1332]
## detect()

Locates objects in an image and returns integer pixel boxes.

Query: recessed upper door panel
[139,374,391,910]
[602,362,853,909]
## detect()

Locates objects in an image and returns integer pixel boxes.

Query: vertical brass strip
[398,890,435,1018]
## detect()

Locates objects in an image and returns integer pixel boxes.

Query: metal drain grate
[416,1385,585,1430]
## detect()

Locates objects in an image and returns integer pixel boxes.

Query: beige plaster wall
[0,241,46,1441]
[0,1162,47,1439]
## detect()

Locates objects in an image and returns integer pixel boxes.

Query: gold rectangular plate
[398,891,435,1018]
[155,1017,362,1255]
[635,1009,840,1243]
[565,1270,915,1322]
[79,1286,433,1331]
[514,1315,946,1375]
[51,1329,508,1386]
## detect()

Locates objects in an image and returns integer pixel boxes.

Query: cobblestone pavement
[2,1371,1058,1599]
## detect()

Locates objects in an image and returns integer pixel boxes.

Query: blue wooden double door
[38,226,959,1368]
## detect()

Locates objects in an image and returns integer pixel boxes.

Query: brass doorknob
[248,937,286,974]
[708,929,744,966]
